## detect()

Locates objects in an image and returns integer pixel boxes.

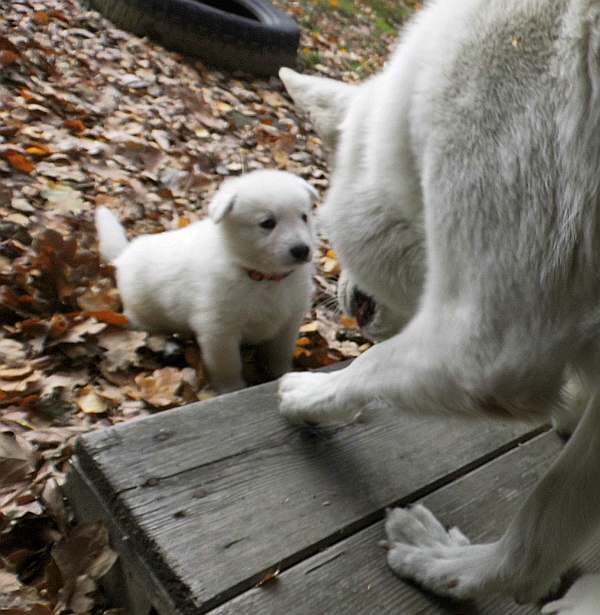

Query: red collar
[245,268,293,282]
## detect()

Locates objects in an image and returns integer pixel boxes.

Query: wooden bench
[64,376,600,614]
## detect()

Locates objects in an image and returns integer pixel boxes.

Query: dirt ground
[0,1,417,612]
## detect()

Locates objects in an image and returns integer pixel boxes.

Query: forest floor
[0,0,418,612]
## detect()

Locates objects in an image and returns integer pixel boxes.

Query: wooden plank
[72,378,546,614]
[213,431,592,615]
[64,461,175,615]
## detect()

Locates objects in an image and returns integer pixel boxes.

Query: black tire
[85,0,300,76]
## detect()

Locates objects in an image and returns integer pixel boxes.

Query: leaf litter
[0,0,416,611]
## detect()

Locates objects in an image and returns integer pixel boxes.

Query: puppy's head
[208,170,317,275]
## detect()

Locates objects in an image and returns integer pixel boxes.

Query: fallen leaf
[32,11,50,25]
[3,151,34,174]
[0,366,33,380]
[0,569,22,594]
[64,119,86,133]
[77,287,121,312]
[0,50,19,66]
[255,567,280,587]
[0,35,19,53]
[134,367,183,407]
[339,315,359,329]
[0,431,38,487]
[82,310,128,327]
[54,318,106,344]
[52,522,118,614]
[98,329,147,371]
[76,386,108,414]
[41,184,85,214]
[26,144,52,158]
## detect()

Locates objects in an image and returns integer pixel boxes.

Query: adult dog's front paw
[279,372,337,424]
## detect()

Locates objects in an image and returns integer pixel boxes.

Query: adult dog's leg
[384,386,600,603]
[279,309,483,425]
[552,371,590,437]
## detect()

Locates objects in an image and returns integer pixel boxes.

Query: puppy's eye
[259,217,277,230]
[301,213,308,223]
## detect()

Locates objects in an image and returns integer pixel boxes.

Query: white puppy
[278,0,600,606]
[96,170,316,393]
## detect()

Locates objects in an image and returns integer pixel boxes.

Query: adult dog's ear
[208,186,236,223]
[279,67,356,149]
[298,178,319,203]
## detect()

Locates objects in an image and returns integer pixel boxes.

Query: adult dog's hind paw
[384,505,497,600]
[383,505,557,603]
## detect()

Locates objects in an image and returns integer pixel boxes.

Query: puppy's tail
[95,207,128,262]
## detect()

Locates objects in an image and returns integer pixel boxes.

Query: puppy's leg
[196,332,245,394]
[384,387,600,603]
[259,315,303,381]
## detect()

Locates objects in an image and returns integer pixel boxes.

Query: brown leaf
[134,367,183,407]
[77,287,121,312]
[255,567,280,587]
[0,36,19,53]
[52,522,117,613]
[63,119,85,133]
[76,386,108,415]
[0,569,21,594]
[0,50,19,66]
[0,366,33,380]
[3,151,34,174]
[0,431,38,488]
[0,339,27,366]
[53,318,106,344]
[82,310,128,327]
[40,184,84,214]
[41,477,67,532]
[32,11,50,25]
[0,370,42,395]
[98,329,147,371]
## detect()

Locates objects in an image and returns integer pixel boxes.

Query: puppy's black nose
[290,244,310,262]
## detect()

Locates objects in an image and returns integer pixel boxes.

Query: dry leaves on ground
[0,0,416,611]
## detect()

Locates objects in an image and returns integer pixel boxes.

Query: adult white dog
[278,0,600,606]
[96,170,316,393]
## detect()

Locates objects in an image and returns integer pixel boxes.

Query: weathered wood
[71,377,546,614]
[212,431,594,615]
[65,462,173,615]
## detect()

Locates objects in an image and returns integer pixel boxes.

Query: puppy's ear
[208,187,236,223]
[279,67,356,150]
[297,178,319,203]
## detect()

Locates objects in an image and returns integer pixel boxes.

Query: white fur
[96,170,316,393]
[278,0,600,605]
[542,575,600,614]
[95,207,129,262]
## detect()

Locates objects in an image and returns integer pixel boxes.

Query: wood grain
[72,377,546,613]
[213,431,595,615]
